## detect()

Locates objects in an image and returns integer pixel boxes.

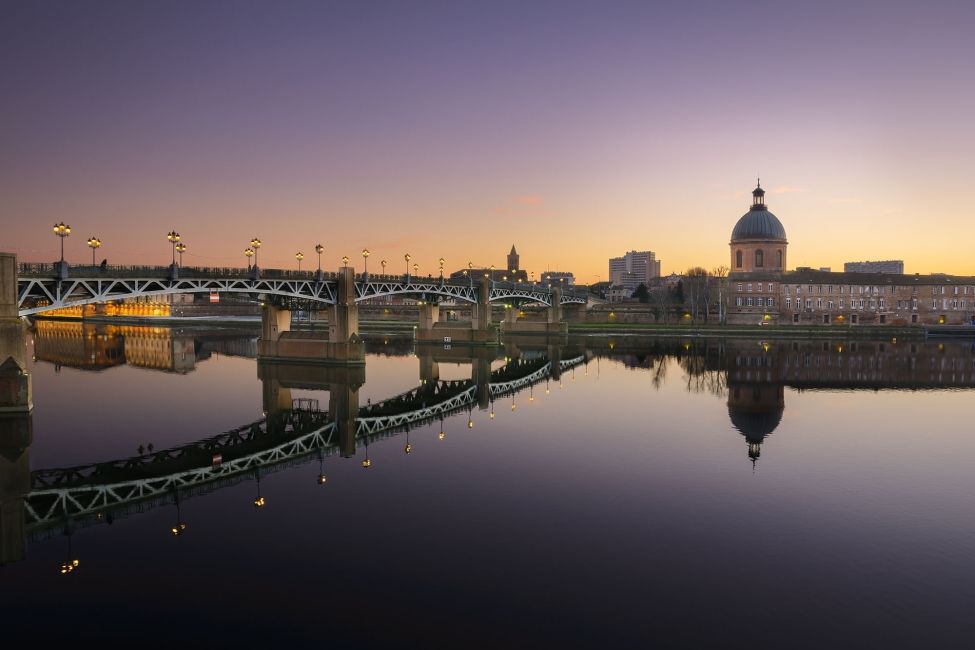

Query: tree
[711,265,730,324]
[633,283,650,304]
[684,267,709,323]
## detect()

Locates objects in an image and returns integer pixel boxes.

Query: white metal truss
[23,354,588,537]
[17,272,585,315]
[355,280,477,304]
[17,276,337,316]
[24,422,338,532]
[488,285,587,306]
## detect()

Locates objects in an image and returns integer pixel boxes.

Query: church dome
[730,180,786,242]
[728,407,783,443]
[731,209,787,242]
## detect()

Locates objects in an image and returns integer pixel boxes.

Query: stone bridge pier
[416,280,498,345]
[258,267,364,364]
[0,253,32,565]
[502,286,569,336]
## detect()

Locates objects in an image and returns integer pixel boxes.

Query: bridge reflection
[5,329,975,566]
[1,337,590,564]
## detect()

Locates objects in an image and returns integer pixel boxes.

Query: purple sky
[2,0,973,279]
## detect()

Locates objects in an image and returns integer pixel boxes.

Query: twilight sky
[2,0,973,280]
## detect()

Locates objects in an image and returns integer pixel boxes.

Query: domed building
[730,181,787,272]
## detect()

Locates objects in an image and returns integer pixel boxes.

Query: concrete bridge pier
[0,253,31,565]
[503,286,569,336]
[257,267,364,364]
[416,280,498,345]
[331,382,360,458]
[472,356,492,411]
[418,353,440,383]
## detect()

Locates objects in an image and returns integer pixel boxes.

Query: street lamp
[244,247,255,269]
[342,255,349,268]
[175,242,187,266]
[404,253,412,278]
[315,244,324,271]
[53,222,71,263]
[439,257,445,281]
[249,238,262,268]
[166,230,180,265]
[381,259,387,276]
[295,251,304,271]
[362,249,370,276]
[413,262,419,277]
[86,236,101,265]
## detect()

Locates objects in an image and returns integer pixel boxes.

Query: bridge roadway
[14,262,586,317]
[21,353,588,542]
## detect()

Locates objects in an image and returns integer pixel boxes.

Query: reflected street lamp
[86,236,101,265]
[53,222,71,263]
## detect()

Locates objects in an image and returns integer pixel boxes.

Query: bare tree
[711,265,729,324]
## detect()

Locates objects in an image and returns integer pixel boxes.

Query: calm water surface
[2,323,975,648]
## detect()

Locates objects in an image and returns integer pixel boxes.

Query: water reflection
[7,324,975,564]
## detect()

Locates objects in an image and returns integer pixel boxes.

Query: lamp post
[381,259,387,276]
[295,251,304,271]
[175,242,186,266]
[249,238,262,268]
[315,244,324,272]
[245,247,255,269]
[166,231,180,265]
[86,236,101,265]
[413,262,419,277]
[342,255,349,268]
[362,249,370,278]
[467,261,473,288]
[404,253,412,280]
[439,257,445,282]
[53,222,71,264]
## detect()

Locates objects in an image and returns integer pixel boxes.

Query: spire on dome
[751,178,766,209]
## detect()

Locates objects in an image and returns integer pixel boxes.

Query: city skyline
[3,1,974,280]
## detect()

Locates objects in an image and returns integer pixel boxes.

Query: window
[737,283,743,292]
[823,314,830,324]
[755,249,764,267]
[805,298,812,309]
[880,314,886,324]
[777,250,783,267]
[879,298,885,309]
[736,250,743,268]
[912,314,918,323]
[852,314,859,324]
[793,313,800,323]
[786,297,792,308]
[767,297,774,307]
[768,283,774,292]
[736,297,743,307]
[839,298,845,309]
[816,298,823,309]
[747,283,752,292]
[747,297,753,306]
[912,298,917,310]
[828,300,834,309]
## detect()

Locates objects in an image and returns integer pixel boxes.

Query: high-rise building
[609,250,661,293]
[844,260,905,274]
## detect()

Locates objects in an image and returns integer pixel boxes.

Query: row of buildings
[727,182,974,326]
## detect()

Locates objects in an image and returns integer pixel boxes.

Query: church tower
[507,245,519,272]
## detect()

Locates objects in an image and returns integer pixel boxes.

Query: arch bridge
[14,262,586,317]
